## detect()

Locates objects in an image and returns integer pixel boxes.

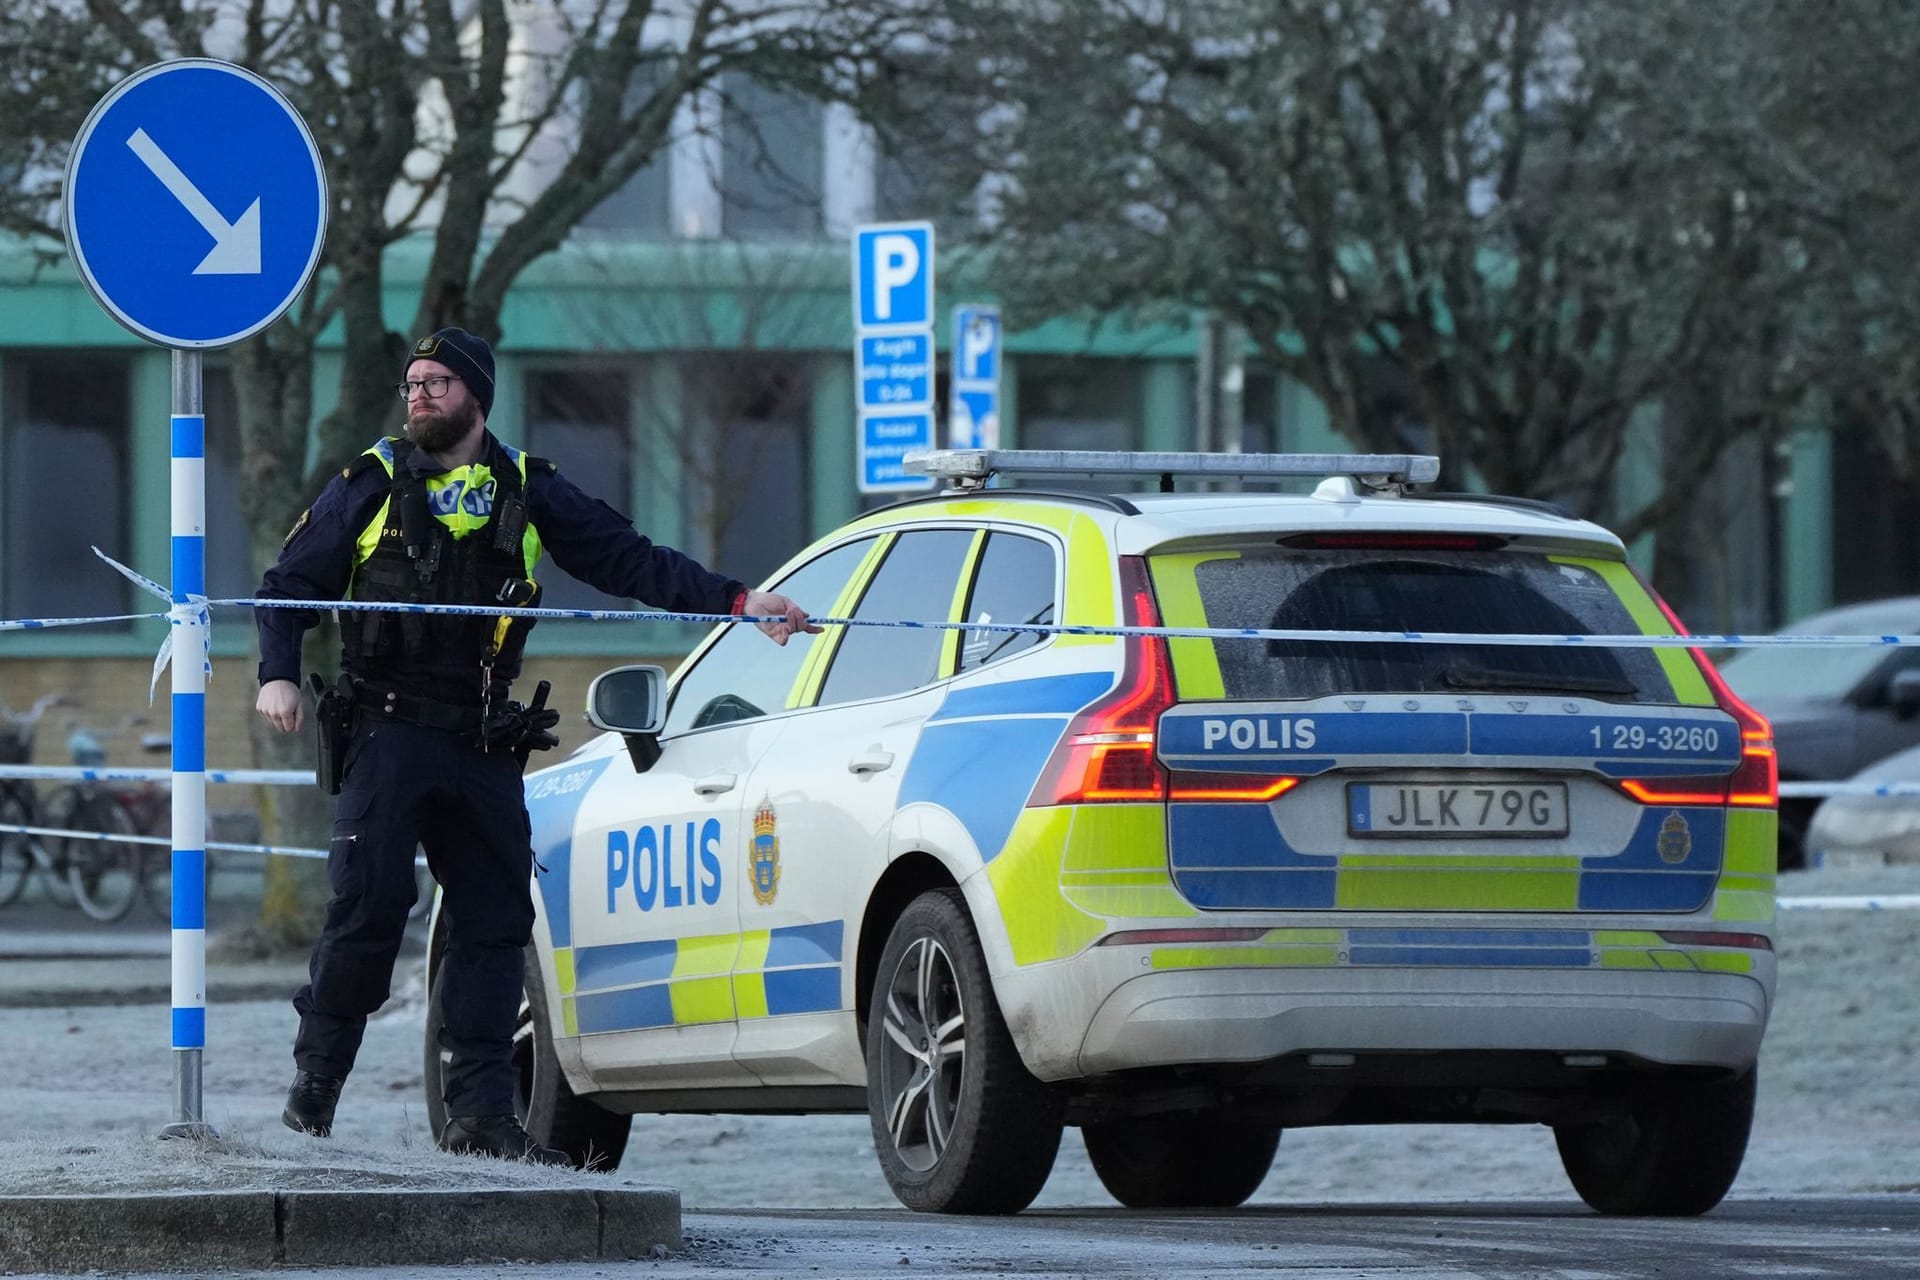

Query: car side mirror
[1890,669,1920,718]
[585,665,667,773]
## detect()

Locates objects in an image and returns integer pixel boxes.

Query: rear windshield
[1175,548,1676,704]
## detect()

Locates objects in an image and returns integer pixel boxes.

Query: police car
[422,450,1777,1216]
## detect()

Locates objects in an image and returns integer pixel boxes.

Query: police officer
[255,326,814,1163]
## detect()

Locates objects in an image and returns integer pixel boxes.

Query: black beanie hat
[406,326,495,418]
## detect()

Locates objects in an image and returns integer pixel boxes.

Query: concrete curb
[0,1185,681,1272]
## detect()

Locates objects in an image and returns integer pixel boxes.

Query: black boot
[439,1114,571,1166]
[282,1071,344,1137]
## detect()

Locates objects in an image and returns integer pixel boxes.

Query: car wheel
[1082,1113,1281,1208]
[866,888,1063,1214]
[1554,1068,1756,1215]
[423,942,631,1169]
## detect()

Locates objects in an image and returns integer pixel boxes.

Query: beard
[406,395,478,454]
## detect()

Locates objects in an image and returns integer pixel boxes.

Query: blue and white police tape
[0,765,314,786]
[205,593,1920,650]
[0,814,1906,908]
[0,819,326,861]
[0,610,167,632]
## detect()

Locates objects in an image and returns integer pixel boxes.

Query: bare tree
[878,0,1891,593]
[1,0,905,943]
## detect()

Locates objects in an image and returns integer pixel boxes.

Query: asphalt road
[55,1198,1917,1279]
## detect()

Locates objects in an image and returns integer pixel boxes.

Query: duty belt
[354,685,483,736]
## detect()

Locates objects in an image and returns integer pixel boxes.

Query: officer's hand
[257,680,304,734]
[524,705,562,753]
[481,703,526,751]
[482,702,563,753]
[741,590,820,647]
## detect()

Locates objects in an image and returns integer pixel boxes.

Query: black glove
[481,701,560,754]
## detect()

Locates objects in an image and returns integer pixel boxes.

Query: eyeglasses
[395,375,461,401]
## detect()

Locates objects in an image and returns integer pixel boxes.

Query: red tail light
[1030,558,1174,805]
[1167,772,1301,802]
[1620,591,1778,809]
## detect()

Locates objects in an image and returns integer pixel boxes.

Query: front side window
[818,530,977,706]
[663,538,873,736]
[957,532,1057,672]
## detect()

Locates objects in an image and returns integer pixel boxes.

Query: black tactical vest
[341,436,544,707]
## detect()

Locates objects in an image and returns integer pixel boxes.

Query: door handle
[848,750,895,776]
[693,773,737,796]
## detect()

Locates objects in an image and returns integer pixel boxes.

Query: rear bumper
[997,958,1771,1081]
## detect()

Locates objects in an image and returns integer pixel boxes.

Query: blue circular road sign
[64,59,328,349]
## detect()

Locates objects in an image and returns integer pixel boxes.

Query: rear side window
[957,533,1057,672]
[1184,549,1675,703]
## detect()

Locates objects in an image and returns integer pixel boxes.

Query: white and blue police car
[423,449,1777,1216]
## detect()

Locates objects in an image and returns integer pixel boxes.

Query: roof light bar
[903,449,1440,492]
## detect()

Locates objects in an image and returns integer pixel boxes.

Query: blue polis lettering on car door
[606,819,725,912]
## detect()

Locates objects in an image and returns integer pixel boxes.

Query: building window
[872,56,980,232]
[580,152,671,236]
[679,355,812,589]
[579,62,675,236]
[2,355,132,624]
[201,368,257,602]
[524,370,635,611]
[720,75,824,237]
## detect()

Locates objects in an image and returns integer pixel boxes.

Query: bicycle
[0,692,70,909]
[35,714,150,923]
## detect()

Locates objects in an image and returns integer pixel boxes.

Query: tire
[63,793,140,923]
[0,790,35,907]
[1083,1113,1281,1209]
[423,941,631,1170]
[1554,1069,1756,1215]
[866,888,1064,1214]
[34,787,81,909]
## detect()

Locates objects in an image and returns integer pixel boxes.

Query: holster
[308,673,358,796]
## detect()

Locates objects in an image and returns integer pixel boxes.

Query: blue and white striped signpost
[65,58,327,1139]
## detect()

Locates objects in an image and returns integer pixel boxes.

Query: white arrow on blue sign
[64,59,327,349]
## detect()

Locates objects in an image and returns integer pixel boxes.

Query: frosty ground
[0,862,1915,1211]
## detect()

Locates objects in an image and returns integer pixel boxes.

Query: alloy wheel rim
[877,934,967,1173]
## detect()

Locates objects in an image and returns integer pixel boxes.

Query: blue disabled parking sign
[65,59,327,349]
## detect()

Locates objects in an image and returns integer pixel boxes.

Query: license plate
[1348,782,1569,839]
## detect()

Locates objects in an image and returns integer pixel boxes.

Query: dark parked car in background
[1719,596,1920,868]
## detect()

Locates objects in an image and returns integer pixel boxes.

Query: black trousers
[292,716,534,1118]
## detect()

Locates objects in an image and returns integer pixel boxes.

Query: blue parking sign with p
[854,223,933,330]
[953,306,1001,383]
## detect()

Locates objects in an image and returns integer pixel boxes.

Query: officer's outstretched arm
[739,590,820,647]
